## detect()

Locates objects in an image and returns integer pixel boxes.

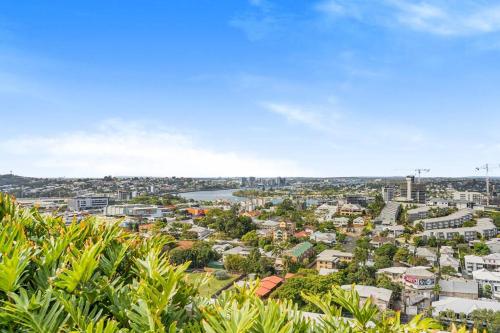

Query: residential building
[421,218,497,242]
[384,225,405,238]
[453,191,485,205]
[105,204,164,218]
[341,285,393,311]
[407,206,430,222]
[438,278,478,299]
[381,186,395,203]
[338,203,364,216]
[255,276,283,298]
[413,209,473,231]
[377,266,409,283]
[432,297,500,318]
[472,269,500,299]
[427,198,451,208]
[402,267,436,315]
[373,201,401,225]
[273,221,295,242]
[440,254,460,272]
[353,216,365,226]
[310,231,336,245]
[403,267,436,290]
[464,252,500,275]
[188,226,213,239]
[285,241,314,262]
[316,249,353,271]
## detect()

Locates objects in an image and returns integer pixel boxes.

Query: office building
[68,196,109,211]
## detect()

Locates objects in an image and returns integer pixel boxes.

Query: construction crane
[475,163,500,206]
[414,168,430,183]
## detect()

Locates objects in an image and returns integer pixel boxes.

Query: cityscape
[2,1,500,332]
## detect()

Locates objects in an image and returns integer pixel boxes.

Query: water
[179,189,246,202]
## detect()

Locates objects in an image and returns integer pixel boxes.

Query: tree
[241,230,259,247]
[224,254,247,273]
[368,194,385,217]
[473,242,491,256]
[482,284,493,299]
[394,247,410,262]
[440,265,457,276]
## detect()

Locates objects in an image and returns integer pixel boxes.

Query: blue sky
[1,0,500,177]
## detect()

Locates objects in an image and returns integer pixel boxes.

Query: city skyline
[1,1,500,177]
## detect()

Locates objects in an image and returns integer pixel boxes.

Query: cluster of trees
[224,249,275,276]
[438,308,500,332]
[373,243,398,270]
[367,194,385,217]
[169,241,219,268]
[270,271,343,311]
[197,207,256,238]
[129,193,189,205]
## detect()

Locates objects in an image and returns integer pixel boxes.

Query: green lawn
[185,271,239,297]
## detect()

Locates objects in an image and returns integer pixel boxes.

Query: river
[178,189,246,202]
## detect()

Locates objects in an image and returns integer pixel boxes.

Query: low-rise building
[438,278,478,299]
[341,285,393,311]
[310,231,336,245]
[407,206,431,222]
[273,221,295,242]
[432,297,500,317]
[69,196,109,211]
[285,241,314,263]
[414,209,473,231]
[472,269,500,299]
[464,252,500,275]
[316,250,353,271]
[373,202,401,225]
[421,218,497,242]
[426,198,451,208]
[255,276,283,298]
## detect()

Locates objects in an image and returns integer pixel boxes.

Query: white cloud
[316,0,500,36]
[261,102,338,131]
[0,120,305,177]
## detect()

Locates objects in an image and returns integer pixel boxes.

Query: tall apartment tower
[381,186,395,203]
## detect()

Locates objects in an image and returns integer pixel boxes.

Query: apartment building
[373,201,401,225]
[472,269,500,299]
[413,209,473,230]
[464,253,500,275]
[316,249,353,271]
[421,218,497,242]
[407,206,430,222]
[453,191,484,205]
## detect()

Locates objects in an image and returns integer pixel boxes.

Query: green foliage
[473,242,490,256]
[270,272,344,311]
[368,194,385,217]
[223,250,274,276]
[169,241,219,269]
[198,208,256,238]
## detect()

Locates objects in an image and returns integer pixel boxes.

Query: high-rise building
[381,186,395,203]
[401,176,426,203]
